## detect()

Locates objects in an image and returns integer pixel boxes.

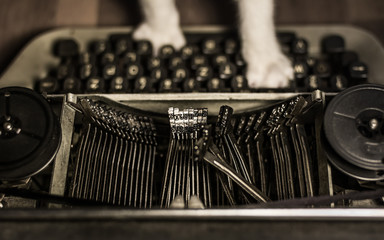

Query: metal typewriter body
[1,25,384,223]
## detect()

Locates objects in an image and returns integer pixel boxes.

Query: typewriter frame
[1,25,384,222]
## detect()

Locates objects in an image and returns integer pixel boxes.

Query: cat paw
[132,23,186,55]
[245,53,294,88]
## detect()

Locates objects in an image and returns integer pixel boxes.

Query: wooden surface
[0,0,384,75]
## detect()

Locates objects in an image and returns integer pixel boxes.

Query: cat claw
[133,23,186,55]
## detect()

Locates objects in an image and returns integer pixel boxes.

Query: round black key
[330,74,348,91]
[90,40,109,55]
[38,77,59,93]
[306,57,317,68]
[278,32,297,54]
[147,56,162,70]
[79,63,97,80]
[115,39,131,55]
[219,63,237,80]
[100,52,116,65]
[202,39,220,55]
[126,63,143,80]
[207,78,225,92]
[313,61,332,79]
[291,38,308,55]
[349,61,368,82]
[195,65,213,82]
[85,77,105,93]
[150,67,167,83]
[341,51,359,67]
[56,64,75,80]
[54,39,79,58]
[123,51,140,64]
[62,77,82,93]
[79,52,96,65]
[109,76,129,93]
[191,55,208,70]
[158,78,175,92]
[235,53,246,69]
[169,56,184,70]
[134,76,154,93]
[277,32,296,45]
[159,45,175,59]
[293,60,309,80]
[231,75,249,92]
[136,40,153,56]
[322,35,345,54]
[224,39,238,55]
[172,67,189,83]
[180,45,195,60]
[212,54,229,67]
[305,75,321,90]
[102,63,118,79]
[183,78,201,92]
[109,34,132,55]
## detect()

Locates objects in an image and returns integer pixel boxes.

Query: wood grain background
[0,0,383,75]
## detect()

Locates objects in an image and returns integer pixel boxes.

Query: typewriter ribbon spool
[0,87,61,181]
[324,84,384,181]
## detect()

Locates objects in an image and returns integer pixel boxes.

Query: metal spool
[324,84,384,181]
[0,87,61,181]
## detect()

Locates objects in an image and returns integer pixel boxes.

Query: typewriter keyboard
[35,31,368,94]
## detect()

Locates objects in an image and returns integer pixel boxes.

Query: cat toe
[132,23,185,55]
[246,54,293,88]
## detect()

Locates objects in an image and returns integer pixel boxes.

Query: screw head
[369,118,379,131]
[3,122,13,132]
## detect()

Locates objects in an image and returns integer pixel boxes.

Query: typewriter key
[348,61,368,83]
[147,57,162,71]
[191,55,208,70]
[109,76,129,93]
[322,35,345,54]
[183,78,201,92]
[90,40,110,55]
[150,67,167,83]
[195,65,213,82]
[159,45,175,59]
[109,34,132,55]
[0,87,61,181]
[126,63,143,80]
[202,39,220,55]
[291,38,308,56]
[62,77,82,93]
[172,67,189,84]
[85,77,105,93]
[54,39,79,58]
[330,75,348,91]
[180,45,196,60]
[136,40,153,57]
[224,39,238,55]
[38,76,60,94]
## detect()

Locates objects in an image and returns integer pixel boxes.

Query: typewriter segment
[35,32,367,94]
[0,87,61,181]
[0,28,383,210]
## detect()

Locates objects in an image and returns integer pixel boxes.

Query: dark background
[0,0,384,75]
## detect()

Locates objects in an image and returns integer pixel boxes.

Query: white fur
[133,0,293,88]
[133,0,186,54]
[238,0,293,88]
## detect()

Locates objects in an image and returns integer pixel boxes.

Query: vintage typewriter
[0,26,383,218]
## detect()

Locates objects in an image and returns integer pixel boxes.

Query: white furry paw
[245,53,294,88]
[133,23,186,55]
